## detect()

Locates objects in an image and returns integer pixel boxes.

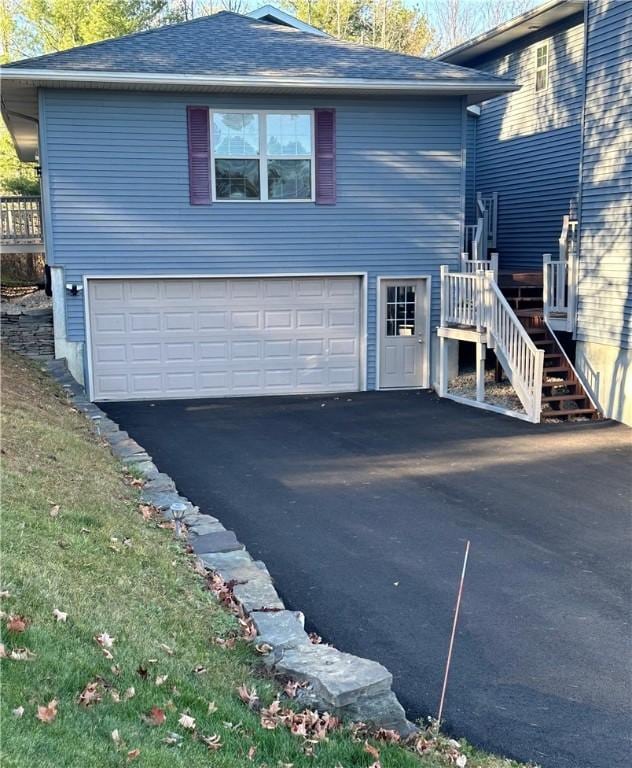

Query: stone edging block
[44,359,414,736]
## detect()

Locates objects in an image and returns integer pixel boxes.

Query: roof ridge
[2,10,241,69]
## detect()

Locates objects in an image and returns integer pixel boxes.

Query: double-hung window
[211,111,314,201]
[535,42,549,93]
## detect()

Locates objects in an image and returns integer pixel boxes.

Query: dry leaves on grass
[199,733,222,751]
[49,504,60,518]
[78,680,103,707]
[237,684,260,710]
[127,748,141,761]
[413,727,468,766]
[155,674,168,686]
[6,646,36,661]
[142,706,166,727]
[6,615,29,633]
[52,608,67,623]
[36,699,58,723]
[259,699,340,742]
[178,713,196,731]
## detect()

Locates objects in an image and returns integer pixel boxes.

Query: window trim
[209,109,316,203]
[534,41,549,94]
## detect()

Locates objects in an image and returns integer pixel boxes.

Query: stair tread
[542,394,588,402]
[541,407,597,417]
[543,365,571,373]
[543,353,563,358]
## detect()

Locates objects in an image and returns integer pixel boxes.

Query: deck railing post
[543,253,552,319]
[440,265,448,327]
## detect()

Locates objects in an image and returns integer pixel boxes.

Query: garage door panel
[89,277,361,401]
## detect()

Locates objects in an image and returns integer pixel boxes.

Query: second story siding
[576,0,632,350]
[468,13,585,269]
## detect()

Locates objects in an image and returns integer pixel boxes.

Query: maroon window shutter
[315,108,336,205]
[187,106,211,205]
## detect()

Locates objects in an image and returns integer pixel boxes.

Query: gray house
[1,8,514,402]
[440,0,631,425]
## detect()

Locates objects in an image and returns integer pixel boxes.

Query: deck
[1,197,44,253]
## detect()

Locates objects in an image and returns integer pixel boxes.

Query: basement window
[535,42,549,93]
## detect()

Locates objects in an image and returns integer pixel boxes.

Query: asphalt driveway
[103,391,632,768]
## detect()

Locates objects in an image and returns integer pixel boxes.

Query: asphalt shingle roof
[3,11,510,86]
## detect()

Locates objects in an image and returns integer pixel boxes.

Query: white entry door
[88,276,361,401]
[379,279,427,389]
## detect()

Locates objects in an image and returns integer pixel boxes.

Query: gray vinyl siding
[465,111,477,224]
[40,89,465,389]
[576,0,632,349]
[469,14,585,269]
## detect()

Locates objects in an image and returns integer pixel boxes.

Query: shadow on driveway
[103,390,632,768]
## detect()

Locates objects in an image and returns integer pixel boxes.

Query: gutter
[0,68,518,96]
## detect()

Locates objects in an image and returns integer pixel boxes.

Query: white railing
[486,277,544,422]
[543,215,577,333]
[476,191,498,248]
[439,265,545,423]
[440,266,487,330]
[1,197,42,241]
[460,251,498,279]
[464,224,478,254]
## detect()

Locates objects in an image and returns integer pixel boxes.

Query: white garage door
[88,277,361,401]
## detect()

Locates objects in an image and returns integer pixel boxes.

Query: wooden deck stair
[498,272,599,421]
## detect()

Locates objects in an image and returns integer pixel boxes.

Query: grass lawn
[0,349,528,768]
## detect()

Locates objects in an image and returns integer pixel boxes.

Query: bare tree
[478,0,538,31]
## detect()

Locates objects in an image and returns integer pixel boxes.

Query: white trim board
[82,271,368,402]
[374,275,432,391]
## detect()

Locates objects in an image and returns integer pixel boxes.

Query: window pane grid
[386,285,416,336]
[211,110,314,201]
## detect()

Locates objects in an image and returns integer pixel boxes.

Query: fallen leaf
[159,643,174,656]
[7,615,28,633]
[155,674,168,686]
[123,687,136,701]
[178,713,196,730]
[284,681,300,699]
[200,733,222,751]
[0,643,6,658]
[127,748,141,761]
[9,647,36,661]
[0,590,11,599]
[49,504,60,518]
[111,729,122,746]
[142,706,166,727]
[248,745,257,761]
[52,608,67,623]
[364,742,380,760]
[95,632,115,649]
[111,690,121,703]
[36,699,58,723]
[192,665,207,674]
[308,632,322,644]
[456,756,467,767]
[12,706,25,718]
[78,680,102,707]
[255,642,273,655]
[237,684,260,710]
[111,664,121,676]
[207,701,218,714]
[162,732,182,746]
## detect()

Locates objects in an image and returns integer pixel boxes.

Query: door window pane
[267,159,311,200]
[386,284,415,336]
[215,159,260,199]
